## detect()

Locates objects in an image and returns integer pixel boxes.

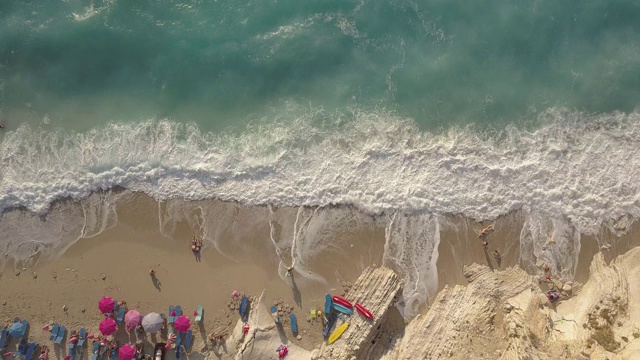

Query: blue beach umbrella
[8,321,26,338]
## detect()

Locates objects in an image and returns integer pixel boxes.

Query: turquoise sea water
[2,0,639,132]
[2,0,640,319]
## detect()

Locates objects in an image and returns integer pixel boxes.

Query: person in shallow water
[479,224,495,238]
[191,235,202,252]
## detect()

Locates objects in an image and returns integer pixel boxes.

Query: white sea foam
[2,107,640,317]
[2,107,639,234]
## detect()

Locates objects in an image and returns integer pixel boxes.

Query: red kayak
[355,303,373,320]
[332,295,353,309]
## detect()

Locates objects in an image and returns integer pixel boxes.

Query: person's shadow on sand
[288,271,302,308]
[151,274,162,292]
[482,246,495,271]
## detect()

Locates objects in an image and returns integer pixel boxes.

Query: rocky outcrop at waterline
[312,266,403,360]
[224,248,640,360]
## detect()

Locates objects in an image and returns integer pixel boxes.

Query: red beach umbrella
[174,316,190,333]
[99,318,117,336]
[118,344,136,360]
[98,297,115,314]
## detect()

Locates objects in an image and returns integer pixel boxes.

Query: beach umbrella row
[97,297,177,335]
[99,312,165,334]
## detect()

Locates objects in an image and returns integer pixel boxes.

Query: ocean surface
[2,0,640,319]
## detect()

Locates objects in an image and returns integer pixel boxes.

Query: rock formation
[313,266,403,360]
[223,248,640,360]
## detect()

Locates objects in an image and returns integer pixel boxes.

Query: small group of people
[191,236,203,253]
[478,224,494,247]
[478,224,502,262]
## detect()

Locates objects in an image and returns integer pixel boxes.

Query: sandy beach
[2,192,640,359]
[0,193,377,359]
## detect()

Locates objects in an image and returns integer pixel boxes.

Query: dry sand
[0,194,376,360]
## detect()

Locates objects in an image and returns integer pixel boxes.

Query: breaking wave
[3,106,640,318]
[2,107,640,235]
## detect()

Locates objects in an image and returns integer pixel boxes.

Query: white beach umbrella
[141,312,164,333]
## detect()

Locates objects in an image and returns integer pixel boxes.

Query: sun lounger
[55,326,66,344]
[110,348,117,359]
[22,342,37,360]
[49,324,60,342]
[168,306,175,324]
[0,329,9,348]
[17,320,29,339]
[184,330,192,351]
[90,342,100,360]
[17,339,28,357]
[68,342,76,359]
[174,333,182,347]
[117,307,126,324]
[175,346,182,360]
[77,328,87,347]
[195,306,203,322]
[175,305,182,317]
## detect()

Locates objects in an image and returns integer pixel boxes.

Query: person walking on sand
[493,249,501,260]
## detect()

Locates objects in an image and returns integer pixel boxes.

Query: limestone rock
[318,267,402,359]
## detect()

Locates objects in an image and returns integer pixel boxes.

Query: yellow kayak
[328,322,349,344]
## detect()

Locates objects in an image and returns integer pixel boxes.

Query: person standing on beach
[478,223,494,248]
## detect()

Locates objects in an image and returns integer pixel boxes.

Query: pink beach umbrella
[98,296,115,314]
[118,344,136,360]
[99,318,117,336]
[174,316,191,333]
[124,310,142,328]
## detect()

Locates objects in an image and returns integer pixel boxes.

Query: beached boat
[355,303,373,320]
[331,302,353,315]
[332,295,353,308]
